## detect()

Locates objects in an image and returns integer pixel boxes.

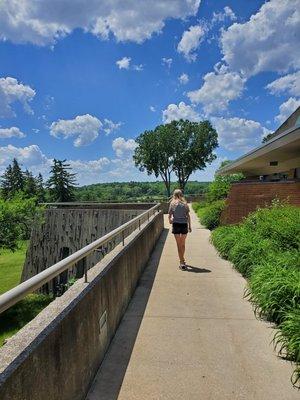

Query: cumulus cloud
[178,73,189,85]
[103,118,121,135]
[187,69,245,114]
[275,97,300,124]
[150,106,156,112]
[177,24,205,62]
[0,77,35,118]
[266,71,300,97]
[212,6,236,24]
[0,0,201,46]
[0,144,51,169]
[50,114,102,147]
[0,126,26,138]
[112,137,137,157]
[162,57,173,68]
[212,117,271,152]
[116,56,131,69]
[162,102,201,123]
[220,0,300,77]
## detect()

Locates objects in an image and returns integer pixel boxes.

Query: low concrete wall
[0,211,164,400]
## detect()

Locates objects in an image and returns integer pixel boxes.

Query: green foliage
[0,195,44,252]
[275,308,300,386]
[197,199,225,230]
[211,203,300,385]
[134,119,218,194]
[47,159,78,202]
[0,294,52,346]
[75,181,209,202]
[206,173,243,203]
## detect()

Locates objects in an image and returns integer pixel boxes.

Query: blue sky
[0,0,299,184]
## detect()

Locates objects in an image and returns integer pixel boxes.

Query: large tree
[0,158,25,199]
[171,119,218,191]
[133,124,177,196]
[134,119,218,194]
[47,159,77,202]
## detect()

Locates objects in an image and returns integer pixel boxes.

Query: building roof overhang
[216,125,300,176]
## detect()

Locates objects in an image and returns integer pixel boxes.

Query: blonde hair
[171,189,187,204]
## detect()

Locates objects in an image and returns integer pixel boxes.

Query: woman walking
[168,189,192,270]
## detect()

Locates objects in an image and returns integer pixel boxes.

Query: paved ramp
[86,208,298,400]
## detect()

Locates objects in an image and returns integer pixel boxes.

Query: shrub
[206,173,243,203]
[246,251,300,323]
[197,199,225,230]
[211,225,240,258]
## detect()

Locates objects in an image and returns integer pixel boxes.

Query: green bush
[275,308,300,387]
[206,173,243,203]
[197,199,225,230]
[211,203,300,386]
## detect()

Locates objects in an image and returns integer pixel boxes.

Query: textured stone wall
[220,181,300,225]
[0,212,164,400]
[21,207,144,292]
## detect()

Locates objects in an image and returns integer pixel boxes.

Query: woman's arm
[168,203,173,224]
[187,205,192,232]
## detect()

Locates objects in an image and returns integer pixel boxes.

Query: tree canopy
[46,159,78,202]
[134,119,218,194]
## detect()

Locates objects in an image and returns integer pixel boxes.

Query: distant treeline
[75,181,210,202]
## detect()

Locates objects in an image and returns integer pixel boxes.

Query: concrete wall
[0,211,163,400]
[221,181,300,224]
[22,207,146,292]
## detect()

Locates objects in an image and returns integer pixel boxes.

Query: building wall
[220,181,300,225]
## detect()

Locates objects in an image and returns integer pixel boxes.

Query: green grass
[0,240,53,346]
[0,294,53,346]
[0,240,28,295]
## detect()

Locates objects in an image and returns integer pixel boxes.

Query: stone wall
[0,211,164,400]
[21,207,146,292]
[220,181,300,225]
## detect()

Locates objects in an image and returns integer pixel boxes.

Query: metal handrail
[0,204,161,314]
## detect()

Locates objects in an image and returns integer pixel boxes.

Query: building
[217,107,300,224]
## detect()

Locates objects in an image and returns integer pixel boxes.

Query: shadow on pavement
[185,265,211,273]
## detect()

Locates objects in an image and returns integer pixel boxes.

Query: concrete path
[86,208,298,400]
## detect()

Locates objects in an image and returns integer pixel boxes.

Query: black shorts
[172,223,188,235]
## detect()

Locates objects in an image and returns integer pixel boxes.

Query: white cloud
[275,97,300,124]
[212,117,271,152]
[266,71,300,97]
[221,0,300,77]
[112,137,137,157]
[162,57,173,68]
[150,106,156,112]
[0,0,201,46]
[103,118,121,135]
[212,6,236,24]
[116,57,131,70]
[178,73,189,85]
[162,101,201,123]
[0,144,51,169]
[50,114,102,147]
[133,64,143,71]
[177,24,205,62]
[0,126,26,138]
[0,77,35,118]
[187,69,245,114]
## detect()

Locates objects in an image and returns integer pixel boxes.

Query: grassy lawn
[0,240,28,295]
[0,241,53,346]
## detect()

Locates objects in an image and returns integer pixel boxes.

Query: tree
[171,120,218,191]
[134,119,218,195]
[23,169,37,198]
[47,159,77,202]
[0,158,25,199]
[133,125,177,196]
[36,173,46,203]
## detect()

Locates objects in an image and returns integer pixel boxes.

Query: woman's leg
[180,234,187,263]
[174,234,184,263]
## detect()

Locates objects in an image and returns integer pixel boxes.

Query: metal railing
[0,204,161,314]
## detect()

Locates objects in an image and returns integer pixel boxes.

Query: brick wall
[220,181,300,225]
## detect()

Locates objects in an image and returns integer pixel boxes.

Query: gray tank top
[169,201,189,224]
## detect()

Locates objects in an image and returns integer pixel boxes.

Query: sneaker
[179,263,187,270]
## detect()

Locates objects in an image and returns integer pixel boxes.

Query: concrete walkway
[86,208,298,400]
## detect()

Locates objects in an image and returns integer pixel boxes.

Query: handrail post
[84,264,88,283]
[122,231,125,246]
[139,219,141,230]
